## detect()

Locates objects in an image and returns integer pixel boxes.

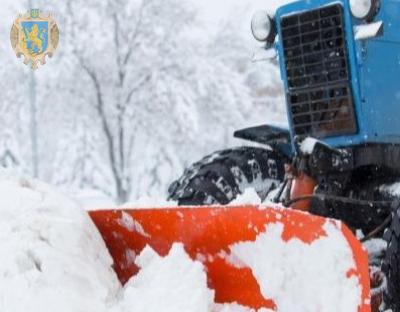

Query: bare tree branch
[123,0,147,66]
[112,13,125,87]
[75,53,123,198]
[125,74,152,105]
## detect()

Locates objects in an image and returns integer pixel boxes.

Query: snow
[363,238,387,257]
[118,211,151,238]
[300,137,319,155]
[300,137,336,156]
[230,188,262,205]
[228,222,362,312]
[119,196,177,209]
[0,170,120,312]
[354,21,383,40]
[380,181,400,197]
[252,47,278,62]
[113,244,214,312]
[363,238,387,266]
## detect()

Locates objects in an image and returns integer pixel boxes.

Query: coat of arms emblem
[10,9,59,70]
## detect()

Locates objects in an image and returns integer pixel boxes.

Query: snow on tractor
[89,0,400,311]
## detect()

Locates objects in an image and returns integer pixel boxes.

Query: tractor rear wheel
[382,204,400,311]
[168,146,286,206]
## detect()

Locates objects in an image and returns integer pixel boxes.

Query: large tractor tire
[168,147,286,206]
[336,179,393,234]
[382,204,400,311]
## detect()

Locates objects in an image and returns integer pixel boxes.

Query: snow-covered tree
[58,0,257,202]
[208,7,287,127]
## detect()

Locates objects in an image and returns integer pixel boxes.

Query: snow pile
[0,170,120,312]
[113,244,214,312]
[228,222,361,312]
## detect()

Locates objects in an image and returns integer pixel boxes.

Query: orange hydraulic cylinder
[290,172,317,211]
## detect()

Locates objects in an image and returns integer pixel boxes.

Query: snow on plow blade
[89,206,370,312]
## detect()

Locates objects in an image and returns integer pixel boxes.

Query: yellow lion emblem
[22,24,46,55]
[10,9,59,69]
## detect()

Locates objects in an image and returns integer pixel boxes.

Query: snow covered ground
[0,171,368,312]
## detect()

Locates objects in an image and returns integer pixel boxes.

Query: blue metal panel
[273,0,400,148]
[355,0,400,143]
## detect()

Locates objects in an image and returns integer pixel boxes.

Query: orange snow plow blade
[89,206,371,312]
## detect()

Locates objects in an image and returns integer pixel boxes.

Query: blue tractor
[169,0,400,308]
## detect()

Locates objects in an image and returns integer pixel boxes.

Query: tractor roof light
[350,0,380,20]
[251,11,276,43]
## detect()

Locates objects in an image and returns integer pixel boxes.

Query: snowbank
[0,170,120,312]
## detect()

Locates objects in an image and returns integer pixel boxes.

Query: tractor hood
[273,0,400,148]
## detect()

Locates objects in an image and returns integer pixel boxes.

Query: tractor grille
[281,4,357,137]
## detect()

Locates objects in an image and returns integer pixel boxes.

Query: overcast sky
[192,0,293,39]
[195,0,266,26]
[196,0,290,20]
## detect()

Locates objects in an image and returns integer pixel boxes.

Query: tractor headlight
[251,11,275,43]
[350,0,379,20]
